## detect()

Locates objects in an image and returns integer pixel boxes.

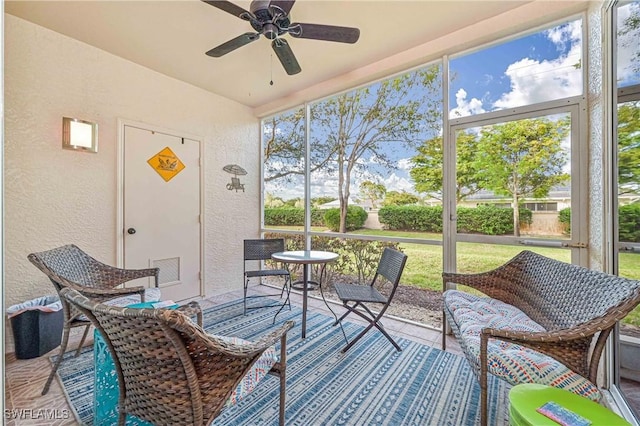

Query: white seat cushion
[77,287,162,321]
[105,287,162,307]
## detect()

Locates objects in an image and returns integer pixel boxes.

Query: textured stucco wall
[586,3,605,271]
[4,14,260,310]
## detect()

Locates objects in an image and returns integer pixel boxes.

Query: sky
[266,4,639,203]
[617,1,640,87]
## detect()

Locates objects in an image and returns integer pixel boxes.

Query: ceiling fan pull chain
[270,53,274,86]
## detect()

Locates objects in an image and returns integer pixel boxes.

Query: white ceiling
[5,1,588,114]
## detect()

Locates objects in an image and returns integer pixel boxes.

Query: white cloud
[397,158,413,171]
[493,21,582,109]
[449,88,486,118]
[450,20,584,117]
[545,20,581,50]
[383,173,415,194]
[492,50,581,108]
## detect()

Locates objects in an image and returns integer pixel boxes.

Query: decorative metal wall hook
[223,164,247,192]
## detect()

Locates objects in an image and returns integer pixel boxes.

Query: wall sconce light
[62,117,98,153]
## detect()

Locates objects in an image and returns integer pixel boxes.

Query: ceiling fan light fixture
[263,23,280,40]
[202,0,360,76]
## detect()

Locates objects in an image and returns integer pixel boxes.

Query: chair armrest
[176,301,203,327]
[68,283,146,303]
[253,320,295,348]
[202,320,295,358]
[105,267,160,288]
[481,323,594,344]
[479,320,613,382]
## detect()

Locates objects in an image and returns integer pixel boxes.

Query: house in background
[4,0,640,422]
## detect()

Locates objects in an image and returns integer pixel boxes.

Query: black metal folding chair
[243,238,291,316]
[333,248,408,352]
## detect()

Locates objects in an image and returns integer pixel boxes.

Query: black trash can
[7,295,64,359]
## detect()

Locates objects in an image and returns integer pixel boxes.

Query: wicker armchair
[442,250,640,425]
[60,287,294,426]
[27,244,160,395]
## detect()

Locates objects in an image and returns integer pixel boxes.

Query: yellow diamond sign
[147,147,185,182]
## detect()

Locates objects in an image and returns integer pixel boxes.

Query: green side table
[509,384,631,425]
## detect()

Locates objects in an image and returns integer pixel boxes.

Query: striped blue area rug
[55,298,508,425]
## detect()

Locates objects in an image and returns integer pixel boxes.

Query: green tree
[360,180,386,209]
[410,131,485,202]
[263,109,335,183]
[312,196,337,207]
[282,197,303,208]
[264,192,284,208]
[307,66,441,232]
[383,190,419,206]
[474,117,570,236]
[618,101,640,195]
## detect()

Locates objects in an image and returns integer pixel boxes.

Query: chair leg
[42,322,71,395]
[480,375,488,426]
[279,340,287,426]
[442,310,447,351]
[74,324,91,357]
[480,335,489,426]
[280,278,286,298]
[372,321,401,351]
[273,277,292,324]
[282,276,291,310]
[339,304,402,353]
[243,277,249,315]
[333,302,360,326]
[341,322,376,353]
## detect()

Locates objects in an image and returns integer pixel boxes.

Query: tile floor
[4,285,461,425]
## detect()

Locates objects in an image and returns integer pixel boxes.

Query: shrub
[457,205,532,235]
[558,205,640,242]
[264,207,325,226]
[378,204,529,235]
[558,207,571,235]
[620,204,640,242]
[378,205,443,232]
[323,206,368,232]
[334,238,401,284]
[264,233,400,285]
[519,208,533,226]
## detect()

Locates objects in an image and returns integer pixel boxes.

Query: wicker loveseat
[442,250,640,425]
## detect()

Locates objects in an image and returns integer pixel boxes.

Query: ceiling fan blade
[272,39,301,75]
[201,0,252,20]
[206,33,260,57]
[289,23,360,44]
[269,0,296,16]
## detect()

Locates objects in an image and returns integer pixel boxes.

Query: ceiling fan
[202,0,360,75]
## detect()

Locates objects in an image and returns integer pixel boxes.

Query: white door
[123,124,202,302]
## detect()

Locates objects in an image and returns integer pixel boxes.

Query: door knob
[127,228,136,235]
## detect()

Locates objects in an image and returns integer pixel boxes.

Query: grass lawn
[267,225,640,326]
[352,229,573,290]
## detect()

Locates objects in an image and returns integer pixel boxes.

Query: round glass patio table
[271,250,338,339]
[509,383,630,426]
